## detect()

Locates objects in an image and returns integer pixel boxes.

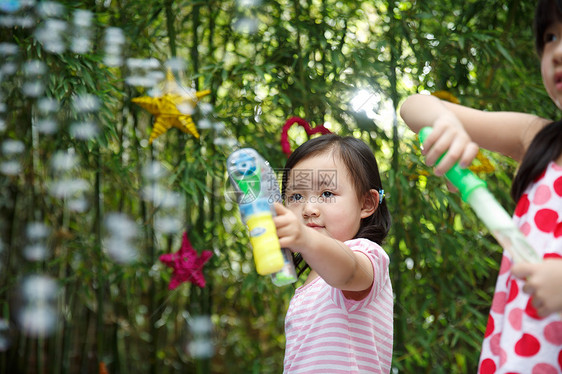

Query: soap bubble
[35,119,58,134]
[67,197,88,212]
[70,120,98,140]
[23,243,49,261]
[233,17,259,35]
[0,43,18,56]
[103,213,139,264]
[21,274,59,302]
[103,236,138,264]
[18,305,58,337]
[165,57,186,73]
[15,275,59,337]
[213,122,225,132]
[1,62,18,76]
[22,81,45,97]
[187,315,214,359]
[23,60,46,76]
[0,318,10,351]
[142,186,182,208]
[34,18,67,54]
[73,94,99,113]
[198,102,213,116]
[2,139,24,155]
[37,97,59,114]
[147,71,166,86]
[197,118,212,129]
[26,221,49,240]
[105,213,138,239]
[213,137,238,147]
[51,150,78,172]
[72,9,92,28]
[190,315,213,335]
[125,58,162,87]
[35,1,64,18]
[155,215,182,234]
[71,37,90,54]
[72,12,92,54]
[0,160,21,175]
[104,27,125,45]
[22,60,46,97]
[236,0,262,6]
[103,27,125,67]
[48,178,88,199]
[177,102,195,115]
[142,161,168,181]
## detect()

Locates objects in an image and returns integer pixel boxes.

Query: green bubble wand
[418,127,540,264]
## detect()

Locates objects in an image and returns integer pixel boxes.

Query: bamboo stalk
[94,144,105,370]
[387,9,406,358]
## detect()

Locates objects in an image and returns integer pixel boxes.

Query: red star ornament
[159,232,212,289]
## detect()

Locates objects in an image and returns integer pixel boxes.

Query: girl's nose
[302,200,320,218]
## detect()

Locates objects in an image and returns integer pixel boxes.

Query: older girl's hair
[281,134,391,276]
[512,1,562,202]
[534,0,562,55]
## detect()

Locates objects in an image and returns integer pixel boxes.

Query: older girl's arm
[400,94,549,167]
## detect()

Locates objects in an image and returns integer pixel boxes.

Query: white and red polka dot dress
[479,162,562,374]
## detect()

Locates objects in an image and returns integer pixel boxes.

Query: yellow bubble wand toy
[227,148,297,286]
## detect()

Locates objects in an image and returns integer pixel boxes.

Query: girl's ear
[360,189,379,219]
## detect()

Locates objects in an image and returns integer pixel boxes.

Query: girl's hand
[512,259,562,317]
[273,202,308,252]
[421,113,480,176]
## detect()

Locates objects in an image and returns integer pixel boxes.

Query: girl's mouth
[306,223,324,229]
[555,73,562,90]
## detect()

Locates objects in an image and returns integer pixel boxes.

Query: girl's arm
[399,94,549,172]
[273,203,374,292]
[512,259,562,317]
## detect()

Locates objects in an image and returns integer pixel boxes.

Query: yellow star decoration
[132,70,210,144]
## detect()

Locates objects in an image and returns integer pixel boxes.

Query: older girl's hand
[512,259,562,317]
[421,113,480,176]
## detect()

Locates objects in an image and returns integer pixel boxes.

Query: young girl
[273,134,393,373]
[400,1,562,372]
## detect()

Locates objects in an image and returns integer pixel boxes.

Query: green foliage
[0,0,545,373]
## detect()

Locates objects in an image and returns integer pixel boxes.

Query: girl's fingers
[432,134,468,176]
[460,142,480,169]
[422,126,452,167]
[273,202,286,214]
[421,117,477,176]
[511,262,534,279]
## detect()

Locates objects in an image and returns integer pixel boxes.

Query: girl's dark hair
[281,134,391,276]
[534,0,562,55]
[512,1,562,202]
[511,120,562,202]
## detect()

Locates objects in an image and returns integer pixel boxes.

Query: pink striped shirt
[283,238,393,373]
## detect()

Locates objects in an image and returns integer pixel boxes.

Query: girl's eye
[287,193,303,203]
[321,191,334,199]
[545,32,558,43]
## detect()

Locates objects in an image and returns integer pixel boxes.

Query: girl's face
[541,20,562,109]
[284,151,375,242]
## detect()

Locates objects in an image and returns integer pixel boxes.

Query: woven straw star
[132,70,210,143]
